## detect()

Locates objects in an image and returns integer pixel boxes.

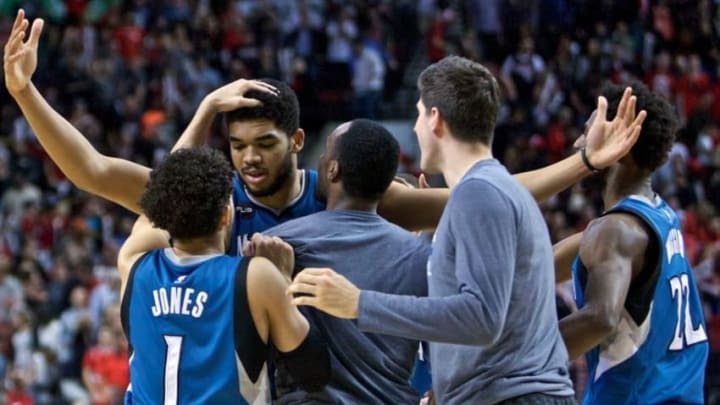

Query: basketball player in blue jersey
[116,146,329,404]
[211,81,326,255]
[5,8,644,257]
[558,82,709,404]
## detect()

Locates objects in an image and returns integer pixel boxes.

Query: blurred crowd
[0,0,719,403]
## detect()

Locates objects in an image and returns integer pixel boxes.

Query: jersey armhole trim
[121,251,151,356]
[234,257,270,383]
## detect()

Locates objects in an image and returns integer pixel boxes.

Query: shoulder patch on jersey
[236,203,255,219]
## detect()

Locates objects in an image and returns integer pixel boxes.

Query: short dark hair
[417,56,500,144]
[224,78,300,135]
[602,81,678,172]
[140,147,233,240]
[335,119,400,200]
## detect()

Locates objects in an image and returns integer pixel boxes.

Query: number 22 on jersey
[667,274,707,351]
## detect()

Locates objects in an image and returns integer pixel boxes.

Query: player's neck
[171,234,226,257]
[253,168,301,210]
[440,140,493,188]
[326,192,378,213]
[603,166,653,209]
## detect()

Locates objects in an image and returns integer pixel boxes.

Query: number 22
[668,274,707,351]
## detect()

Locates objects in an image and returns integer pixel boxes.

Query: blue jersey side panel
[572,196,708,405]
[124,252,268,404]
[228,170,325,256]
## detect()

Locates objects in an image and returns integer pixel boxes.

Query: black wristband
[581,147,600,173]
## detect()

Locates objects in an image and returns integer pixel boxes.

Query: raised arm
[171,79,278,152]
[515,89,645,202]
[4,10,149,214]
[116,216,171,294]
[378,91,645,230]
[513,154,592,202]
[558,214,649,360]
[378,180,449,231]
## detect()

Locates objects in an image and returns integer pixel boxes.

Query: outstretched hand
[584,87,647,170]
[288,268,360,319]
[3,9,44,95]
[204,78,279,113]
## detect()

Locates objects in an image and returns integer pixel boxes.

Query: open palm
[3,9,44,95]
[584,87,647,169]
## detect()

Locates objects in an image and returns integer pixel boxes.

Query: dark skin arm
[553,232,584,283]
[559,213,650,360]
[378,182,449,231]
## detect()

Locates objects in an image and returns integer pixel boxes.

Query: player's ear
[430,107,447,139]
[290,129,305,153]
[328,160,340,183]
[219,202,233,227]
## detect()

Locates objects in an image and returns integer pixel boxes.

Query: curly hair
[602,81,678,173]
[140,147,233,240]
[224,78,300,136]
[335,119,400,199]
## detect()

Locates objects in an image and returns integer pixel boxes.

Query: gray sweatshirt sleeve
[357,179,517,345]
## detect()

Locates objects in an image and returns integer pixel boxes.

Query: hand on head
[205,79,279,113]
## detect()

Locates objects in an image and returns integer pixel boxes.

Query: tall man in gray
[288,56,645,404]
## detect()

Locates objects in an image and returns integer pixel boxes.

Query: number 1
[163,335,183,405]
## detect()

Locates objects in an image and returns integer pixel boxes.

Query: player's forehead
[228,119,287,142]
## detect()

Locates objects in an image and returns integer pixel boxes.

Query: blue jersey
[121,250,270,404]
[228,170,325,256]
[572,195,709,405]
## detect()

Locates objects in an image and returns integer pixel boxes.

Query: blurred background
[0,0,719,404]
